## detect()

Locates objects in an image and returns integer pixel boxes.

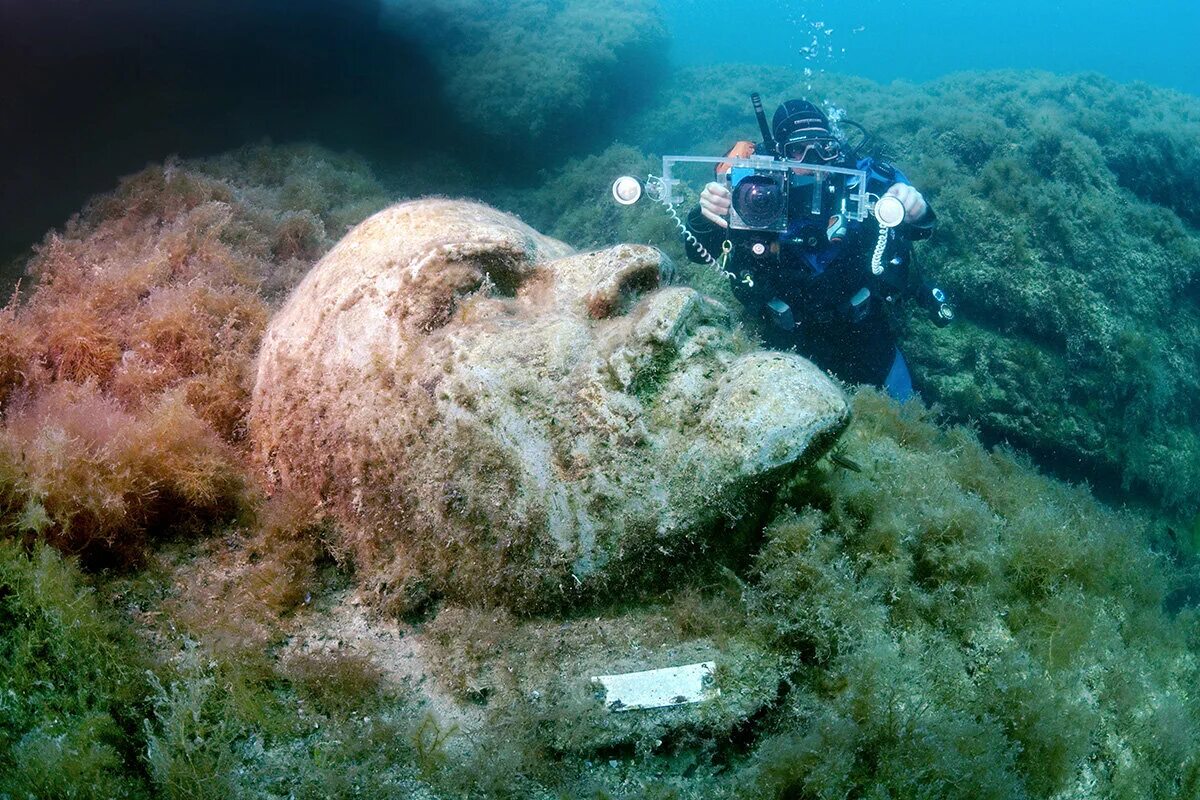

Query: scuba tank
[715,140,756,177]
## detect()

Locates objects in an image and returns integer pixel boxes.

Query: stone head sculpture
[249,199,847,612]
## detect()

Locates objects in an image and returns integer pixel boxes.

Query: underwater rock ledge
[249,198,848,612]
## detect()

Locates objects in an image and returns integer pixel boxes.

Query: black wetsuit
[684,157,937,388]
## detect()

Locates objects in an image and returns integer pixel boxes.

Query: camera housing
[653,154,871,234]
[725,159,869,233]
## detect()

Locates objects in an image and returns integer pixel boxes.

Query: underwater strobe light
[873,193,905,229]
[611,176,643,205]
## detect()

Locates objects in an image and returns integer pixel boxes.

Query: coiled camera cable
[641,175,747,286]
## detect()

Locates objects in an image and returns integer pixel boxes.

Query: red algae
[0,144,389,562]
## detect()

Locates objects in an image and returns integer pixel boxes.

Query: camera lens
[732,175,785,228]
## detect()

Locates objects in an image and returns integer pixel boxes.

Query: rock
[249,199,848,612]
[378,0,668,149]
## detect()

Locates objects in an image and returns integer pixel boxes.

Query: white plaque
[591,661,719,711]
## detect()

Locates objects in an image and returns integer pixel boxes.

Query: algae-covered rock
[379,0,668,152]
[249,199,847,611]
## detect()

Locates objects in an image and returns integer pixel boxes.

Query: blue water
[661,0,1200,96]
[5,0,1197,276]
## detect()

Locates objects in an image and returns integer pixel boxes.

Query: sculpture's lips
[698,351,850,474]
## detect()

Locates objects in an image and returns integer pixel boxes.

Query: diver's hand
[885,183,928,224]
[699,181,731,228]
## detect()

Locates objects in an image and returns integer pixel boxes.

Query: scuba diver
[683,98,952,401]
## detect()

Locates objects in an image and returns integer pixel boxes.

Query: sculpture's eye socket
[474,251,528,298]
[411,244,534,332]
[584,252,663,320]
[611,262,661,317]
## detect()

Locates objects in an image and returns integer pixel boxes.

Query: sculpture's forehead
[334,199,574,274]
[382,202,525,242]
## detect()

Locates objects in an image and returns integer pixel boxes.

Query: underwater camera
[727,167,789,231]
[611,133,901,275]
[722,145,876,233]
[611,91,904,242]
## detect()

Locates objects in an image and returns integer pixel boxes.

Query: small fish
[829,452,863,473]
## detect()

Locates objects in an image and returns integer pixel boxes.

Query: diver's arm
[683,203,727,264]
[914,278,954,326]
[698,181,732,227]
[685,203,774,309]
[683,181,733,263]
[865,156,934,240]
[873,242,951,327]
[729,261,773,311]
[888,181,938,287]
[904,251,954,328]
[871,175,947,322]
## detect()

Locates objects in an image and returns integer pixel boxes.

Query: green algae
[3,386,1198,799]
